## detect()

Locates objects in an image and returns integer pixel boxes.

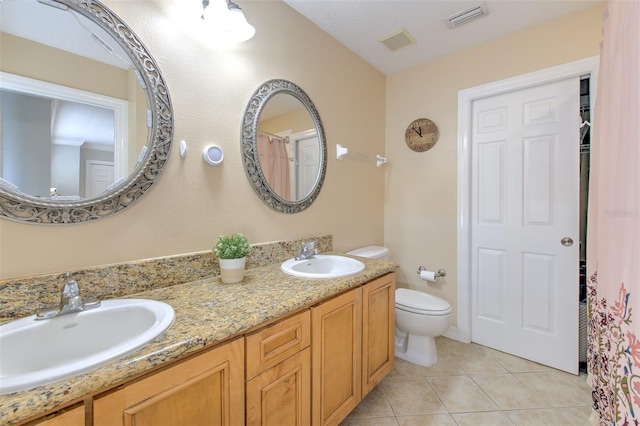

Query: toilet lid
[396,288,451,314]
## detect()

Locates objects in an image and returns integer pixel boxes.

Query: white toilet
[347,245,452,367]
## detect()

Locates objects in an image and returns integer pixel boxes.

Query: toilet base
[394,333,439,367]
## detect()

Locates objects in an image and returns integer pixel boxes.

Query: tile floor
[341,337,593,425]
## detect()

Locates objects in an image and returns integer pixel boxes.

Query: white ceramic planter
[219,257,246,283]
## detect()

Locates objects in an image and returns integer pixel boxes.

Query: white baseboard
[442,325,469,343]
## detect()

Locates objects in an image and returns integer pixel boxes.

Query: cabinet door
[362,273,396,395]
[311,288,362,426]
[246,347,311,426]
[94,338,244,426]
[29,404,85,426]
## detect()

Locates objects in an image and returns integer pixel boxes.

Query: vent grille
[447,3,488,29]
[379,29,416,52]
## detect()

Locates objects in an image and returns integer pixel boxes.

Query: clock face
[405,118,439,152]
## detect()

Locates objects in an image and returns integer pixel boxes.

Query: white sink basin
[0,299,174,395]
[281,255,365,279]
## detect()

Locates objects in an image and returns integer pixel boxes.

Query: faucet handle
[61,279,80,297]
[295,240,318,260]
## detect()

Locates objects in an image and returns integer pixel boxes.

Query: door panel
[477,248,505,322]
[477,141,505,223]
[471,77,579,374]
[296,134,319,199]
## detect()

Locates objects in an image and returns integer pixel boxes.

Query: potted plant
[214,233,251,283]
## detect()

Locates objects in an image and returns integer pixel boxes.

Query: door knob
[561,237,574,247]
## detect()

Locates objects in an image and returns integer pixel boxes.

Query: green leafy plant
[214,233,251,259]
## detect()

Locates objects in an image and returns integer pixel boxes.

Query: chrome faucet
[295,241,318,261]
[36,273,101,320]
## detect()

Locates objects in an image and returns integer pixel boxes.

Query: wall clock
[405,118,439,152]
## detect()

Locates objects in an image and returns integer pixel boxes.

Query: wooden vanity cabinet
[18,273,394,426]
[93,337,244,426]
[245,310,311,425]
[311,273,396,426]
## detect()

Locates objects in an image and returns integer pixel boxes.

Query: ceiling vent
[447,3,488,29]
[379,28,416,52]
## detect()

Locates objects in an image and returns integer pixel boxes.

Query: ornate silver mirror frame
[241,80,326,213]
[0,0,172,224]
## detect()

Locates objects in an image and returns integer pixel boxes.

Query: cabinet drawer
[246,310,310,379]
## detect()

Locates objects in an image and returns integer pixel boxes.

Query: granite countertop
[0,256,397,426]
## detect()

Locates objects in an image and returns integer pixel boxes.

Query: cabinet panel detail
[94,338,244,426]
[123,367,225,426]
[311,288,362,426]
[246,310,311,379]
[31,404,85,426]
[362,274,395,395]
[246,348,311,426]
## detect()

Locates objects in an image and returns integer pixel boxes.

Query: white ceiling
[282,0,601,75]
[1,0,132,70]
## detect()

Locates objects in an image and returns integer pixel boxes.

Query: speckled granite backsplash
[0,235,332,324]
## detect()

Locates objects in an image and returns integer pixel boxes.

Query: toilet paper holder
[417,266,446,278]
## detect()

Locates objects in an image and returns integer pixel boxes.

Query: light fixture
[203,145,224,165]
[202,0,255,42]
[446,3,488,30]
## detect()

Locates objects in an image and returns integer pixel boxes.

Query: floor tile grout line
[419,375,450,414]
[464,370,516,411]
[342,338,592,425]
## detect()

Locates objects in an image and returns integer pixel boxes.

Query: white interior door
[470,77,580,374]
[85,160,114,199]
[295,131,319,199]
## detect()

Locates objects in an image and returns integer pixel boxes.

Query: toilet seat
[396,288,452,316]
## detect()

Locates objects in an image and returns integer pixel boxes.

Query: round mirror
[241,80,326,213]
[0,0,172,224]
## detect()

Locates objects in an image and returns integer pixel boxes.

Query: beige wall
[260,107,314,135]
[0,0,386,279]
[0,32,128,99]
[384,3,605,325]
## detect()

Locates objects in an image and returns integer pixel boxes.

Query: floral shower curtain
[587,0,640,424]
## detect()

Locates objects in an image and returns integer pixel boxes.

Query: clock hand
[412,127,423,137]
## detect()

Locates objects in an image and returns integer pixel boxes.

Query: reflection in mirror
[258,94,320,201]
[242,80,326,213]
[0,0,172,224]
[0,72,144,199]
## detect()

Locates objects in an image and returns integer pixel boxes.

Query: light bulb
[202,0,229,27]
[202,0,255,42]
[226,7,255,42]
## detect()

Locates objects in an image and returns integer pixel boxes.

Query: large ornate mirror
[241,80,326,213]
[0,0,172,224]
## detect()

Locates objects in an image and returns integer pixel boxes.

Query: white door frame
[456,56,599,343]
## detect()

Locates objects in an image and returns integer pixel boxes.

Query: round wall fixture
[203,145,224,165]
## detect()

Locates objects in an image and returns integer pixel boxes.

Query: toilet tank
[346,246,390,260]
